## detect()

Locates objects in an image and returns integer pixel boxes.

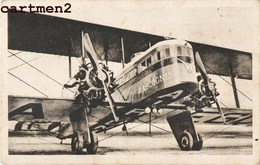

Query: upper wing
[8,12,251,79]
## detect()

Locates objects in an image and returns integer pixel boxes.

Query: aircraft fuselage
[112,40,198,107]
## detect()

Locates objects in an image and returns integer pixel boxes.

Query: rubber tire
[179,132,193,151]
[86,132,98,154]
[192,133,203,150]
[71,134,83,154]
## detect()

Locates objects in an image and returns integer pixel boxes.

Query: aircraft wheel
[179,131,193,151]
[86,131,98,154]
[71,134,83,154]
[192,133,203,150]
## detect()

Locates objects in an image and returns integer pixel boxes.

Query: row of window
[116,48,171,85]
[116,46,193,85]
[177,45,193,64]
[140,48,171,69]
[177,46,192,56]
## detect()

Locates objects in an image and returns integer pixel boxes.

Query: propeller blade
[102,80,119,122]
[195,52,208,83]
[81,31,85,63]
[211,87,226,124]
[82,33,118,122]
[215,100,226,124]
[82,33,100,71]
[195,52,225,124]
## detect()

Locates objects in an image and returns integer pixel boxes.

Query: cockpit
[177,45,193,64]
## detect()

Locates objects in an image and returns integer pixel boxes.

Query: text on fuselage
[138,73,171,94]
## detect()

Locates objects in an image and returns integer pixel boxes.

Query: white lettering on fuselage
[138,73,171,94]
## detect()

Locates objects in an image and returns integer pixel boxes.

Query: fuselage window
[157,52,161,60]
[133,67,138,76]
[161,50,166,59]
[181,46,188,56]
[177,56,192,63]
[157,49,169,61]
[139,60,146,73]
[187,47,190,55]
[141,61,146,67]
[189,47,193,56]
[165,48,170,57]
[146,56,152,67]
[177,46,182,55]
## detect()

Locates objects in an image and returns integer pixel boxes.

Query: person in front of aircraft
[64,66,90,153]
[64,65,89,99]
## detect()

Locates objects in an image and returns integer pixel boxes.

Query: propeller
[82,33,119,122]
[195,52,226,124]
[194,52,208,83]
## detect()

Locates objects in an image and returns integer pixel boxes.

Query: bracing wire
[217,100,229,108]
[8,55,44,71]
[8,51,22,58]
[8,51,74,93]
[107,51,118,64]
[8,72,48,98]
[98,110,175,142]
[204,63,252,102]
[136,118,172,133]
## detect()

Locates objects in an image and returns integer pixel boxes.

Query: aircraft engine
[80,63,117,107]
[198,79,219,104]
[85,63,111,91]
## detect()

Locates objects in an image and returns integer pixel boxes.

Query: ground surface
[9,123,252,155]
[8,107,253,155]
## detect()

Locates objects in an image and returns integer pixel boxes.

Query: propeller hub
[97,71,107,81]
[69,62,117,108]
[85,64,110,91]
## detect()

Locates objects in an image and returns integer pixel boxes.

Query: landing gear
[86,132,98,154]
[178,132,203,151]
[178,131,193,150]
[71,131,98,154]
[192,133,203,150]
[167,109,203,151]
[71,134,83,154]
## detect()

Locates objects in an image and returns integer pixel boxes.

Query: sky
[2,0,259,52]
[49,0,259,52]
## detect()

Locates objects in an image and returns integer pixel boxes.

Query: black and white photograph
[1,0,259,164]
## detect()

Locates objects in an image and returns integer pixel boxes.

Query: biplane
[7,12,252,154]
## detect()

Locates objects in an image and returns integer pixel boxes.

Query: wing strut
[121,37,125,68]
